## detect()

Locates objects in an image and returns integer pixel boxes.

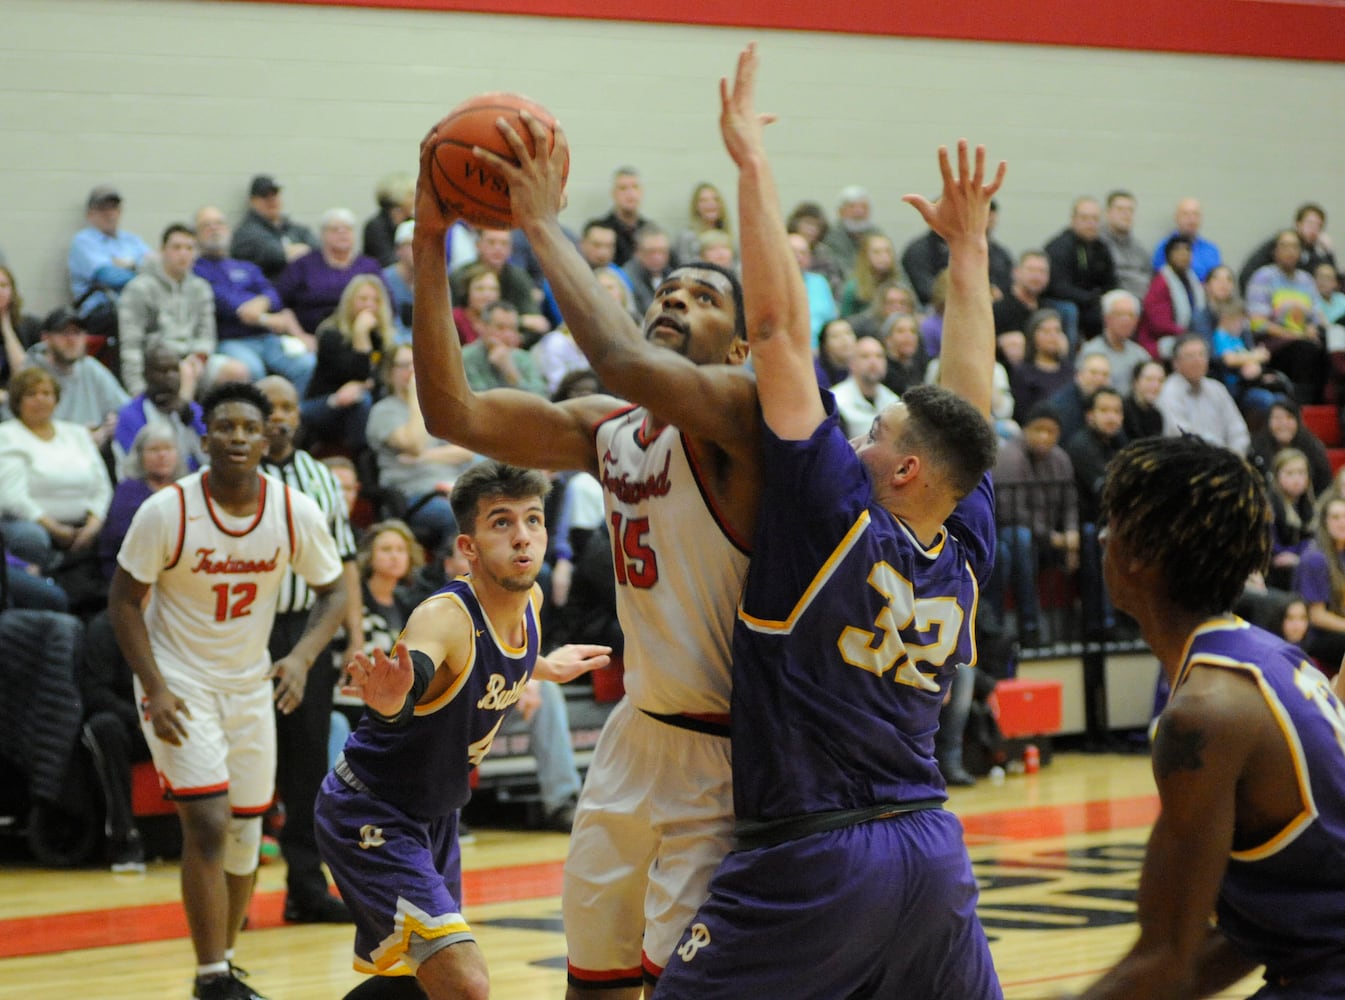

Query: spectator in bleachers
[461,302,547,396]
[985,199,1016,301]
[1065,387,1125,638]
[815,318,856,387]
[673,182,732,266]
[1098,189,1152,300]
[1156,333,1250,453]
[820,185,882,278]
[622,224,673,317]
[361,172,414,267]
[984,404,1079,648]
[538,222,626,329]
[68,185,151,316]
[1137,235,1206,360]
[116,223,217,397]
[1250,397,1334,495]
[1294,494,1345,673]
[1044,196,1116,342]
[1315,261,1345,325]
[230,174,316,280]
[0,266,40,404]
[193,206,316,393]
[919,270,949,358]
[24,307,128,449]
[1010,309,1074,424]
[1239,203,1336,293]
[1152,196,1223,281]
[1046,353,1112,442]
[364,344,476,553]
[451,262,500,347]
[839,233,900,318]
[831,333,898,439]
[1210,299,1287,421]
[847,279,915,341]
[98,422,186,580]
[1080,289,1150,394]
[381,220,415,335]
[1266,448,1316,592]
[786,233,838,341]
[1247,229,1329,404]
[880,313,929,397]
[1193,263,1239,340]
[450,228,548,341]
[1123,359,1167,441]
[696,229,737,273]
[590,166,651,268]
[0,367,112,573]
[275,208,383,334]
[785,200,846,299]
[994,249,1051,351]
[302,275,395,452]
[112,342,206,479]
[532,276,625,396]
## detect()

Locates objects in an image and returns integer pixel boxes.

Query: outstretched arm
[534,643,612,683]
[903,142,1006,418]
[411,134,607,474]
[474,115,758,451]
[718,43,820,441]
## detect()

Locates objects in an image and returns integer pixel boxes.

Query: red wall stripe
[226,0,1345,63]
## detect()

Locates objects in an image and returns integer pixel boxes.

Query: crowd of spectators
[0,164,1339,861]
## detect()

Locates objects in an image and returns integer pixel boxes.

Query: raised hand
[473,113,570,229]
[342,642,415,717]
[902,140,1007,247]
[416,124,459,230]
[719,42,777,168]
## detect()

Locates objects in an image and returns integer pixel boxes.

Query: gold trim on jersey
[739,511,870,634]
[414,592,477,716]
[362,897,473,973]
[1172,621,1318,861]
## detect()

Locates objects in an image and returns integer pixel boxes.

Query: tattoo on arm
[1154,719,1207,779]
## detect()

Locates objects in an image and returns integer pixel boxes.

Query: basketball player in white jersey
[411,118,763,994]
[109,381,347,1000]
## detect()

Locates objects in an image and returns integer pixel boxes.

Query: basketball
[428,92,567,229]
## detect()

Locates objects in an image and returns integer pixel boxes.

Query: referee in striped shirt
[259,376,363,923]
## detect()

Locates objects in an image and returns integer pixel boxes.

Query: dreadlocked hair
[1100,435,1270,616]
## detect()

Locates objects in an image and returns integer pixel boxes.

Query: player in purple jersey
[1076,435,1345,999]
[655,46,1006,999]
[315,461,610,1000]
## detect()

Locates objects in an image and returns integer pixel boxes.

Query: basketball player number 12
[611,513,659,589]
[212,582,258,622]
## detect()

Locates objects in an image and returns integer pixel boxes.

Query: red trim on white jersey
[202,472,268,537]
[164,483,188,570]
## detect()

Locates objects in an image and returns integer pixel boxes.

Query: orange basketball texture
[429,93,567,229]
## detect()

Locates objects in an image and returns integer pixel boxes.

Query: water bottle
[1024,743,1040,774]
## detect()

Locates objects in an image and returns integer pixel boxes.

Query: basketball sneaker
[192,966,268,1000]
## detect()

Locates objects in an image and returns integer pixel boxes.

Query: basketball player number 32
[611,513,659,588]
[211,582,258,622]
[838,562,962,691]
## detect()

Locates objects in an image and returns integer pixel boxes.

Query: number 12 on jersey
[611,512,659,589]
[212,582,258,622]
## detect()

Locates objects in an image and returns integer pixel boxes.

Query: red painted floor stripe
[0,796,1158,960]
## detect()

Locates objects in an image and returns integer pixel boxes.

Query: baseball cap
[249,174,281,198]
[42,307,87,334]
[87,185,122,210]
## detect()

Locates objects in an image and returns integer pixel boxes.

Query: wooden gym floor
[0,752,1265,999]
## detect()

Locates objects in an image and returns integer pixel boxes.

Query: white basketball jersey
[593,406,751,715]
[117,470,342,691]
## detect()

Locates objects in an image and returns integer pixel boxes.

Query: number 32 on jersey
[838,562,963,691]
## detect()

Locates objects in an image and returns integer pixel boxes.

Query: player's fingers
[970,142,985,189]
[471,145,516,178]
[986,159,1008,197]
[901,194,937,227]
[492,116,531,160]
[936,145,953,184]
[759,113,778,127]
[956,138,970,186]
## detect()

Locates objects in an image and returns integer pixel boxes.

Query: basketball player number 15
[611,513,659,589]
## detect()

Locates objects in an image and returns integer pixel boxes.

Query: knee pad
[223,815,262,876]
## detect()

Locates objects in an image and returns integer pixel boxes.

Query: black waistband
[639,708,731,737]
[734,799,944,850]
